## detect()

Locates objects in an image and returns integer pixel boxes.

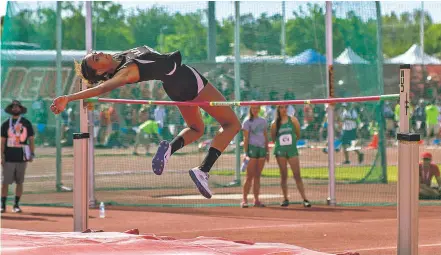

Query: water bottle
[241,156,250,172]
[99,202,105,218]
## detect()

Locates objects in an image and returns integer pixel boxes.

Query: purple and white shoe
[152,141,171,175]
[189,168,212,199]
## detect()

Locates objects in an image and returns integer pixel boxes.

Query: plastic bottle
[99,202,105,218]
[241,156,250,172]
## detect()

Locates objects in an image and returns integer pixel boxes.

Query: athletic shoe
[1,206,5,213]
[303,199,312,208]
[189,168,212,199]
[152,140,171,175]
[240,201,249,208]
[12,205,22,213]
[281,199,289,207]
[253,201,265,207]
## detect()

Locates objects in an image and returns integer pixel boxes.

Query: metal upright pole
[85,1,96,208]
[376,1,388,183]
[207,1,217,62]
[325,1,336,206]
[420,1,424,65]
[281,1,286,58]
[73,133,89,232]
[55,1,63,192]
[233,1,241,186]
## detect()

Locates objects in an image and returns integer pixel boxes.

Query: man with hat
[1,100,35,213]
[419,151,441,199]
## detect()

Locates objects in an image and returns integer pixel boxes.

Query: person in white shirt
[287,105,295,117]
[153,105,166,136]
[339,103,364,164]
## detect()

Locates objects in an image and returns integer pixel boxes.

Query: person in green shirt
[270,105,311,208]
[425,100,440,144]
[133,108,161,156]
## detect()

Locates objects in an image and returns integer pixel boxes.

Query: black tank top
[109,45,182,82]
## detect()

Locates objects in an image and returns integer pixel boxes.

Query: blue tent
[285,49,326,65]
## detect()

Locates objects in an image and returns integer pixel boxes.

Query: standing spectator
[154,105,166,136]
[122,104,137,144]
[339,103,364,164]
[241,105,269,208]
[383,101,396,140]
[271,105,311,208]
[133,108,161,156]
[412,99,426,137]
[32,96,48,146]
[1,100,35,213]
[97,104,110,146]
[106,103,125,148]
[287,105,295,117]
[425,100,439,145]
[419,152,441,199]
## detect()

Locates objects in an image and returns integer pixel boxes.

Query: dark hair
[275,106,282,137]
[74,55,111,85]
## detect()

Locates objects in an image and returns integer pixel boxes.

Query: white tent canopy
[334,47,369,64]
[385,44,441,64]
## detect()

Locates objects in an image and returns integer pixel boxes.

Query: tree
[162,11,207,62]
[425,23,441,57]
[92,1,133,50]
[61,2,85,50]
[127,6,174,50]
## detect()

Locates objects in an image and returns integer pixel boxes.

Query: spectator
[133,108,161,156]
[241,105,269,208]
[425,100,440,144]
[383,101,396,139]
[419,152,441,199]
[122,104,137,144]
[32,96,48,146]
[339,103,364,164]
[1,100,35,213]
[106,104,126,148]
[271,105,311,208]
[154,105,166,136]
[97,104,110,146]
[412,99,426,137]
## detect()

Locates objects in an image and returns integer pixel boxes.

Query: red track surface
[2,205,441,255]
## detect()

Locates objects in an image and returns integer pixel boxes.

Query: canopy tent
[285,49,326,65]
[385,44,441,64]
[215,55,285,63]
[334,47,369,64]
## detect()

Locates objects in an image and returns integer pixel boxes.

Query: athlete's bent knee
[189,124,205,138]
[225,117,241,135]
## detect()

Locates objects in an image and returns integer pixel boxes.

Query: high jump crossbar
[84,94,399,107]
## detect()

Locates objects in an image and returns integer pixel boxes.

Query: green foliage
[1,2,441,60]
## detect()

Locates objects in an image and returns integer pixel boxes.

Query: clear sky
[1,1,441,23]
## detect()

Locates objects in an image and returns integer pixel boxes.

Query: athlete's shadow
[267,206,369,212]
[1,215,52,222]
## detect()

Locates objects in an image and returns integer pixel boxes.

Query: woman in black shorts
[50,46,241,199]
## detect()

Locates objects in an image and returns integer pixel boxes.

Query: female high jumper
[50,46,241,199]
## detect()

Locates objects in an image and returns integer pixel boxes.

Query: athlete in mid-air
[50,46,241,199]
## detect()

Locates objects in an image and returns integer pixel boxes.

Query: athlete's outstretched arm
[68,74,127,102]
[50,66,137,115]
